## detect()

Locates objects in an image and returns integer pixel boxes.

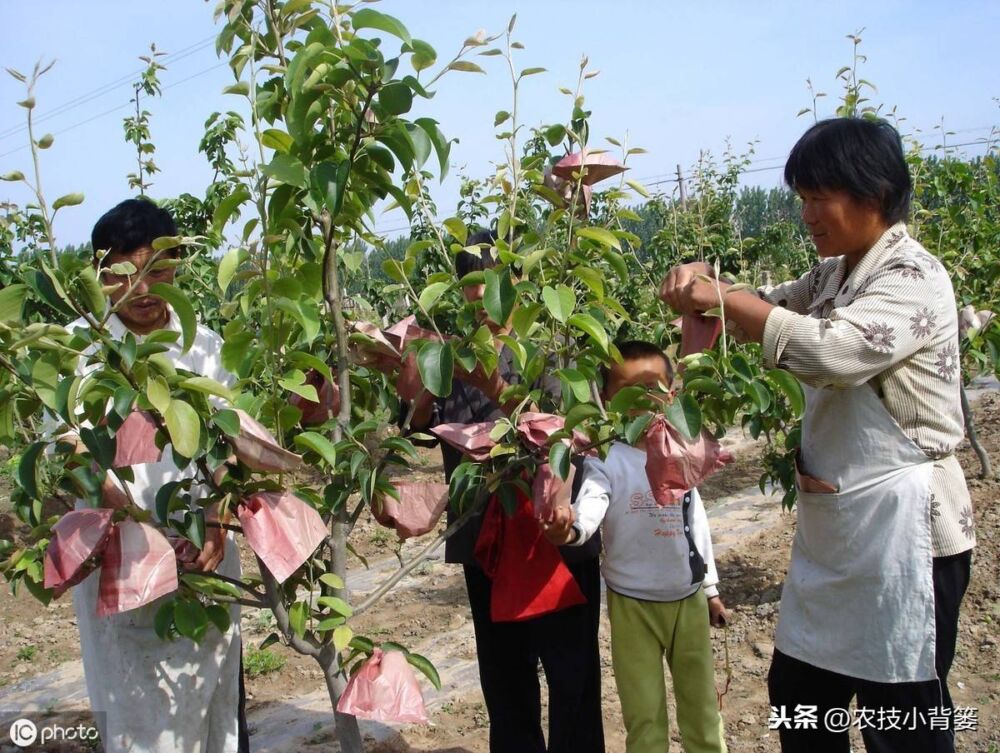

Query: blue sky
[1,1,997,246]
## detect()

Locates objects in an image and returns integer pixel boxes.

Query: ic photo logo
[9,718,37,746]
[7,717,100,747]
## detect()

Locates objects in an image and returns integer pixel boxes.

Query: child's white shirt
[570,442,720,601]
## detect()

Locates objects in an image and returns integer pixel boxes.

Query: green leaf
[262,153,308,189]
[260,128,295,153]
[212,409,241,437]
[557,368,592,403]
[175,598,209,643]
[310,160,345,218]
[541,285,575,324]
[549,442,570,481]
[148,283,196,353]
[217,247,244,293]
[294,431,338,468]
[664,393,702,441]
[608,385,646,414]
[258,633,281,650]
[179,377,233,402]
[494,110,510,127]
[442,217,467,245]
[626,179,650,198]
[418,281,450,312]
[408,39,437,72]
[317,595,354,617]
[76,266,106,317]
[567,313,610,353]
[0,283,28,323]
[417,341,453,398]
[212,186,251,234]
[483,268,515,326]
[519,67,546,78]
[152,236,184,252]
[564,403,600,431]
[333,625,353,652]
[684,377,723,397]
[17,441,47,500]
[415,118,451,180]
[576,226,621,250]
[165,399,201,458]
[625,413,654,445]
[730,354,755,383]
[52,193,85,211]
[512,303,543,339]
[154,601,175,640]
[288,601,308,638]
[447,61,486,74]
[406,652,442,690]
[206,604,231,633]
[748,380,772,412]
[1,170,25,181]
[319,572,345,590]
[767,368,805,417]
[378,81,413,116]
[352,8,412,45]
[147,375,171,414]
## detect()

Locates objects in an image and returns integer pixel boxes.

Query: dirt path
[1,395,998,752]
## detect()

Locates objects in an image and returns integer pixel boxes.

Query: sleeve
[691,488,719,597]
[569,457,612,545]
[726,265,824,342]
[757,265,822,315]
[761,263,943,388]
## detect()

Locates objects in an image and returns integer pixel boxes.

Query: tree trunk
[323,659,363,753]
[961,382,994,479]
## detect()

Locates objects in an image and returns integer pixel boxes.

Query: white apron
[67,313,242,753]
[73,536,242,753]
[774,380,937,683]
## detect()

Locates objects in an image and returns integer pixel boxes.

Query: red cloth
[474,489,586,622]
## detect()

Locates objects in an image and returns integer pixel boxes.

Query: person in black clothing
[403,231,605,753]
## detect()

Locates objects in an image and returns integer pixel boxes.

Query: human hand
[185,522,227,573]
[659,262,725,315]
[708,595,729,627]
[538,505,576,546]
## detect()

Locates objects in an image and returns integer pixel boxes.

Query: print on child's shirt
[629,489,683,539]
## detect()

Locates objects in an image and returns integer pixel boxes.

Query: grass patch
[244,646,286,678]
[16,645,38,662]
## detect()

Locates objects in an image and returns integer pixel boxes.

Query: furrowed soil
[1,394,997,752]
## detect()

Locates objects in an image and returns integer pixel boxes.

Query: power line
[634,125,997,185]
[643,137,996,189]
[0,62,227,160]
[0,35,218,141]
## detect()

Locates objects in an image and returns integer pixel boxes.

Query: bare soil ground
[1,395,998,752]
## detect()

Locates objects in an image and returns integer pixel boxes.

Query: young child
[542,340,728,753]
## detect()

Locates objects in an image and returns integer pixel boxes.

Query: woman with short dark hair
[660,117,974,752]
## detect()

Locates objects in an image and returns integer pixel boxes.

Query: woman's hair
[784,118,912,225]
[91,198,178,259]
[455,229,499,278]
